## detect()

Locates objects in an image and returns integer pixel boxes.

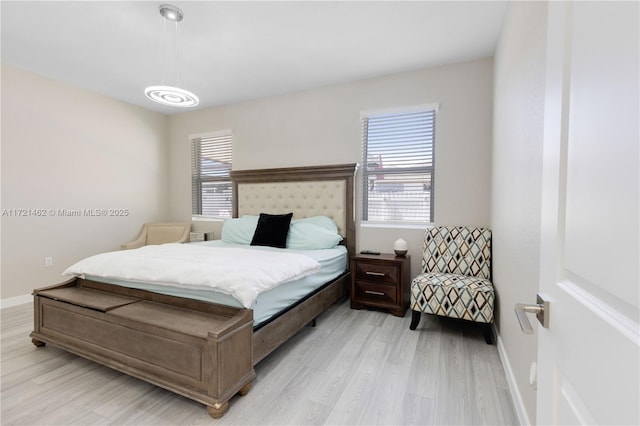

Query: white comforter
[63,243,321,308]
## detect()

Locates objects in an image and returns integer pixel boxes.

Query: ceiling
[1,1,507,115]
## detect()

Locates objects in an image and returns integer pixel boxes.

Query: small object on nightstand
[350,253,411,317]
[190,232,205,242]
[360,250,380,255]
[190,232,215,242]
[394,238,408,257]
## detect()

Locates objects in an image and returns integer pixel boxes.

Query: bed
[30,163,357,418]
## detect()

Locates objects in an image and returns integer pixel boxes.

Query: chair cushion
[411,272,494,323]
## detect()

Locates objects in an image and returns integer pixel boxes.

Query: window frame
[190,130,233,219]
[360,103,438,226]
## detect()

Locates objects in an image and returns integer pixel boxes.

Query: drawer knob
[365,290,385,296]
[365,271,385,277]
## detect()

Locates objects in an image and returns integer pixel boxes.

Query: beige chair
[121,222,191,250]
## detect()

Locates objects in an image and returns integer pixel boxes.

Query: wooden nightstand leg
[391,308,406,317]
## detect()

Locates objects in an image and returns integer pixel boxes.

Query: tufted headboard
[230,164,358,256]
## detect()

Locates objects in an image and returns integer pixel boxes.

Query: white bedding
[63,243,321,309]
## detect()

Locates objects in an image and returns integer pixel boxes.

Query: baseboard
[496,329,531,426]
[1,294,31,309]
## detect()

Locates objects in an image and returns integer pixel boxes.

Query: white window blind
[361,108,436,223]
[191,132,232,218]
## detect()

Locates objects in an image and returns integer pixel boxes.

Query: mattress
[83,241,348,327]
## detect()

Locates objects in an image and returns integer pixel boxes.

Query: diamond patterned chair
[409,226,494,344]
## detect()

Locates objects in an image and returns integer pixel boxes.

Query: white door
[535,1,639,424]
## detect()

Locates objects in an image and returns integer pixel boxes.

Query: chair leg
[409,310,421,330]
[483,323,494,345]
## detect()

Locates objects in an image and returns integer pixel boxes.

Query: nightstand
[189,232,215,242]
[350,253,411,317]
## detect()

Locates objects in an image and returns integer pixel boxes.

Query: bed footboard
[30,278,255,419]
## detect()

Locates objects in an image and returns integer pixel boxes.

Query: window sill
[360,221,431,230]
[192,216,226,222]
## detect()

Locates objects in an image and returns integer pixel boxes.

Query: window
[191,131,232,218]
[361,106,436,224]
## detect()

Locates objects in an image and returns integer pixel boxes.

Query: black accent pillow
[250,213,293,248]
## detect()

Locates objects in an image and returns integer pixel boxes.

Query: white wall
[168,58,494,278]
[1,65,169,301]
[492,2,548,424]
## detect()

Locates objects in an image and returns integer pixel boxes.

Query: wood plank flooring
[1,300,518,425]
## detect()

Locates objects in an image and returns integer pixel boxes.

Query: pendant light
[144,4,199,108]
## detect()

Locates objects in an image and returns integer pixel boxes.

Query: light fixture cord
[147,13,164,88]
[161,15,168,86]
[174,19,182,89]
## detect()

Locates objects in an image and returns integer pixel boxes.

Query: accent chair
[409,226,495,344]
[121,222,191,250]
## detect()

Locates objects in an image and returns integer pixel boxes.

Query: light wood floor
[1,300,518,425]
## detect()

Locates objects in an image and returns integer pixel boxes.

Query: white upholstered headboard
[236,181,346,237]
[230,164,357,256]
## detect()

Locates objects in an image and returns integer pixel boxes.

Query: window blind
[361,109,435,223]
[191,132,232,218]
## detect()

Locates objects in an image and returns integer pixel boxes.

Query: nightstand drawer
[353,281,397,305]
[353,262,399,286]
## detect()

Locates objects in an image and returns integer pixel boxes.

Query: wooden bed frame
[30,163,357,419]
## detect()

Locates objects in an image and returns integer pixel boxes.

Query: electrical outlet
[44,257,53,267]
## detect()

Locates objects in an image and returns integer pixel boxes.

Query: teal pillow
[291,216,339,234]
[223,215,341,249]
[287,221,342,250]
[221,215,259,245]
